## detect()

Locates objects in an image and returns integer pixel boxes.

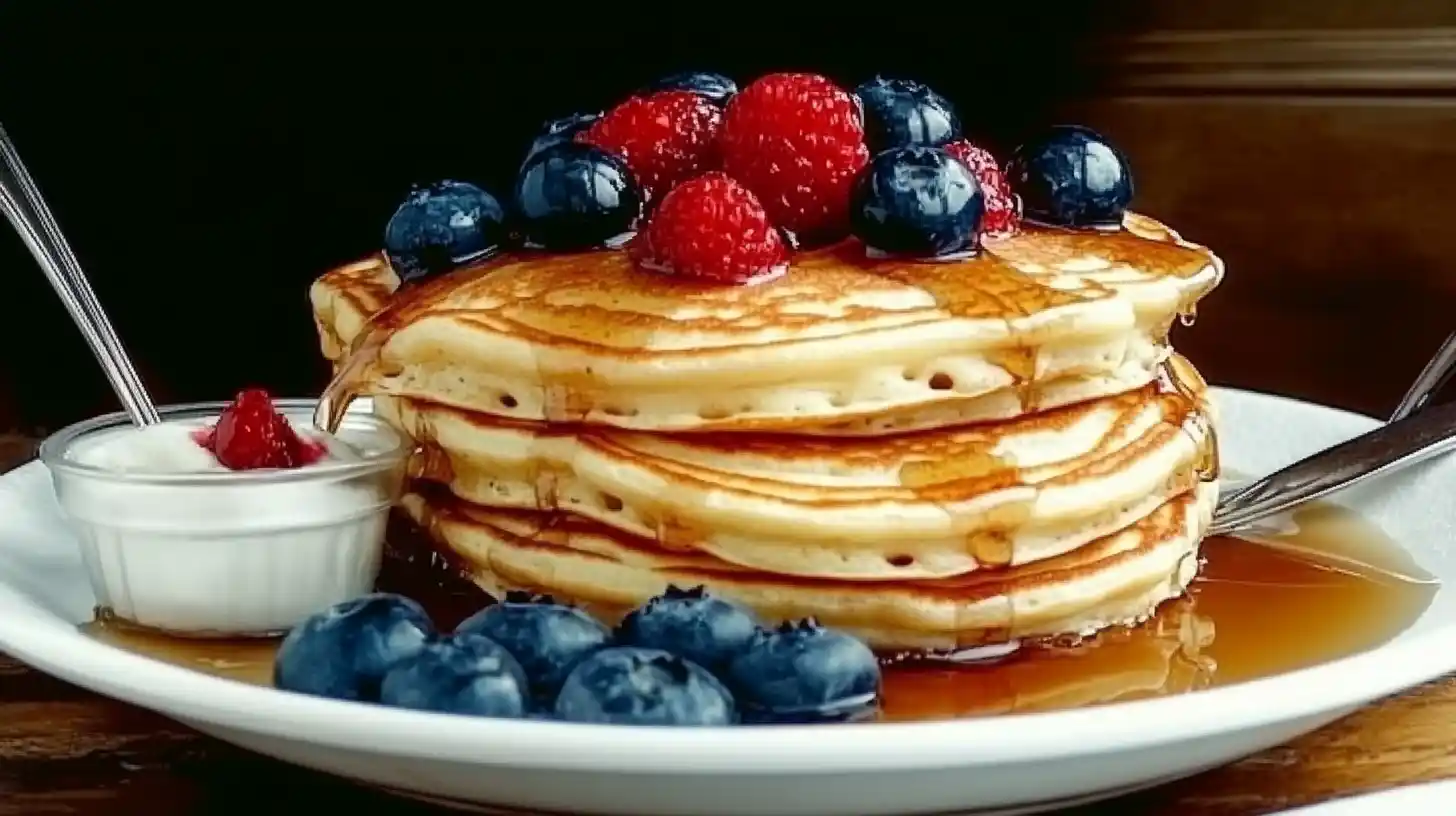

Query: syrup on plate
[80,500,1437,722]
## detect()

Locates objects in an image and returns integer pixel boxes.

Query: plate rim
[0,386,1450,777]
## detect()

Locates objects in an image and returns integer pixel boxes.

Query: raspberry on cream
[193,388,331,470]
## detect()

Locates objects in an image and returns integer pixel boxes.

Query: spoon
[0,123,160,427]
[1210,333,1456,536]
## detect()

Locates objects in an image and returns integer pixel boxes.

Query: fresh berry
[379,632,530,718]
[629,172,786,284]
[522,112,601,169]
[849,146,984,257]
[383,180,507,283]
[943,140,1020,237]
[640,71,738,106]
[275,593,435,702]
[1005,125,1134,228]
[553,647,736,726]
[514,142,643,250]
[201,389,325,470]
[616,585,761,675]
[853,77,961,152]
[576,90,723,203]
[720,73,869,241]
[726,619,880,723]
[455,592,613,701]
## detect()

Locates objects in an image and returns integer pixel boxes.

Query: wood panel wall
[1067,6,1456,415]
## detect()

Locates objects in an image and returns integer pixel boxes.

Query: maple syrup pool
[80,501,1437,723]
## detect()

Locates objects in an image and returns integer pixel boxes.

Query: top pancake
[312,212,1221,435]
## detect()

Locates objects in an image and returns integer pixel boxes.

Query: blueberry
[513,141,643,250]
[455,592,612,700]
[616,585,759,675]
[554,647,736,726]
[853,77,961,152]
[383,180,507,283]
[849,146,984,257]
[274,593,434,702]
[522,112,601,169]
[379,632,530,718]
[726,619,881,723]
[1004,125,1134,229]
[640,71,737,105]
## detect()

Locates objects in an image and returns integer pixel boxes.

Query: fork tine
[1389,331,1456,423]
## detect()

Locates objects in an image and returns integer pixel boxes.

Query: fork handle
[0,123,159,426]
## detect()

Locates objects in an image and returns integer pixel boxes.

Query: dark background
[4,5,1456,814]
[1,2,1453,431]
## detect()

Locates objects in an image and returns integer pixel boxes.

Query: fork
[1212,330,1456,535]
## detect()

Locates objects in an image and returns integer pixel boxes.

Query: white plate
[0,387,1454,816]
[1275,779,1456,814]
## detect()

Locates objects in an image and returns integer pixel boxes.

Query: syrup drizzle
[1160,352,1220,483]
[315,326,388,434]
[81,499,1437,722]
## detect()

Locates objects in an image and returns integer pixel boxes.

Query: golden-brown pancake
[399,481,1217,652]
[311,212,1221,435]
[378,358,1215,580]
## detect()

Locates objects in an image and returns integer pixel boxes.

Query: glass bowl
[39,399,408,637]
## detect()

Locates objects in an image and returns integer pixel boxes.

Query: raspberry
[720,73,869,241]
[202,388,325,470]
[190,425,216,448]
[943,140,1021,237]
[629,171,786,284]
[576,90,722,203]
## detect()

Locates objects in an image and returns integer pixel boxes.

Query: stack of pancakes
[310,211,1223,652]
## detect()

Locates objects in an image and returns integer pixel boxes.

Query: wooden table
[1,435,1451,816]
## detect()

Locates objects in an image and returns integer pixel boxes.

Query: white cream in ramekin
[40,400,408,636]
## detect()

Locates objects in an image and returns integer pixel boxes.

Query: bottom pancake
[400,481,1217,652]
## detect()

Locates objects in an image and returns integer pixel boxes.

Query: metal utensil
[1215,330,1456,533]
[1389,330,1456,423]
[1210,397,1456,536]
[0,123,160,427]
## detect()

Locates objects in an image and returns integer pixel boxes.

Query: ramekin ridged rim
[39,398,408,486]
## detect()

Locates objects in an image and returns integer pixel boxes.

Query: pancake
[378,358,1215,580]
[312,212,1221,435]
[399,481,1217,652]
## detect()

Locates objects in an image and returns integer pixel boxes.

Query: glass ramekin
[39,398,408,637]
